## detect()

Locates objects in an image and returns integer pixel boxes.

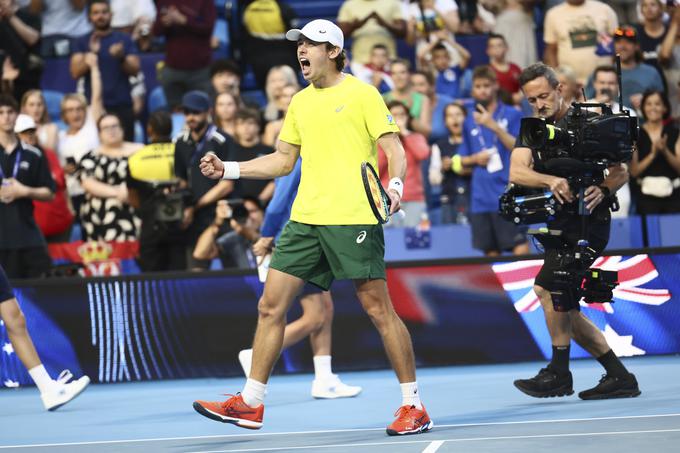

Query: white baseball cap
[14,114,37,133]
[285,19,344,51]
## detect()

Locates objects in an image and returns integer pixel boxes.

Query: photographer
[509,62,639,400]
[126,111,186,271]
[192,197,263,270]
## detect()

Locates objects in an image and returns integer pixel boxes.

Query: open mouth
[299,58,311,73]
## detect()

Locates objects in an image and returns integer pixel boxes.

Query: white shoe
[238,349,253,377]
[311,374,362,399]
[41,370,90,411]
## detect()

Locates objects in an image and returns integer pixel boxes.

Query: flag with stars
[492,253,680,359]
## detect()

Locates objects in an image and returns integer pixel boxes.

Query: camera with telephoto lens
[152,181,185,223]
[528,228,619,310]
[499,90,637,307]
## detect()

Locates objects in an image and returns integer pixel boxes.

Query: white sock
[241,378,266,408]
[313,355,333,380]
[400,381,422,409]
[28,365,55,394]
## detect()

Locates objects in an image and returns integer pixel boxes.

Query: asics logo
[356,231,367,244]
[335,105,344,112]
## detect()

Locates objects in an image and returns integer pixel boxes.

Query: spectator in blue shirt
[70,0,140,141]
[457,65,529,256]
[419,38,470,100]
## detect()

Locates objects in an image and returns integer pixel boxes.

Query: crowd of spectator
[2,0,680,278]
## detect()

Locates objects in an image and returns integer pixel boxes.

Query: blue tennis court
[1,356,678,452]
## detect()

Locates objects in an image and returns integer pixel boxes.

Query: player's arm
[378,132,406,180]
[200,140,301,180]
[510,146,573,204]
[377,132,406,213]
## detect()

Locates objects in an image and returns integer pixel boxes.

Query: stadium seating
[147,86,168,113]
[42,89,65,122]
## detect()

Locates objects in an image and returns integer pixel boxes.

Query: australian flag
[492,254,679,359]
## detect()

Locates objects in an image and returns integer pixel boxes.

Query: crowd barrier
[3,247,679,388]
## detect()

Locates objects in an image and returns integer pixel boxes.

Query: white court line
[1,413,680,449]
[422,440,445,453]
[189,429,680,453]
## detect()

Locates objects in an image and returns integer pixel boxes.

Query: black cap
[181,90,211,112]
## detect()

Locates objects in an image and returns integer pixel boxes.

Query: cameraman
[192,197,263,270]
[509,63,640,400]
[127,111,186,271]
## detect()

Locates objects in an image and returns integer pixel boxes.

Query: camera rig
[499,56,638,309]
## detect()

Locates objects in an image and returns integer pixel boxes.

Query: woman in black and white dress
[78,113,142,241]
[630,90,680,214]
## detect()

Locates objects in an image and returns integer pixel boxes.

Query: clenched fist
[199,152,224,179]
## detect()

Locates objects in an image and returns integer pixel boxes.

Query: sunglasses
[614,27,636,38]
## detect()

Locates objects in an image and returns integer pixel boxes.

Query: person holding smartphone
[457,65,529,257]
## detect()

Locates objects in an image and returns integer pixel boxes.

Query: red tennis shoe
[386,404,433,436]
[193,394,264,429]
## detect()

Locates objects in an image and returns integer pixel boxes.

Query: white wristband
[388,177,404,198]
[221,161,240,180]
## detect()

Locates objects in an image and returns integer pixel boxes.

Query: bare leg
[281,293,325,350]
[569,311,610,357]
[249,269,305,384]
[354,279,415,383]
[0,298,41,370]
[534,284,572,346]
[309,291,333,356]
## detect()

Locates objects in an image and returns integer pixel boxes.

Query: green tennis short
[269,221,386,290]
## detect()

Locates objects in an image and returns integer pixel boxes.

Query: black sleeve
[33,152,56,193]
[18,8,41,35]
[214,139,232,161]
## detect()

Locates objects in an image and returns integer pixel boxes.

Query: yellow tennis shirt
[279,74,400,225]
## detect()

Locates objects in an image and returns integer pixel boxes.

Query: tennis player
[193,19,432,436]
[240,158,362,399]
[0,264,90,410]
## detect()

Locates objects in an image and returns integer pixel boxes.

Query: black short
[469,212,528,253]
[534,219,610,310]
[0,264,14,303]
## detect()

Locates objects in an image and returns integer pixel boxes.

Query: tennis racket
[361,161,405,224]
